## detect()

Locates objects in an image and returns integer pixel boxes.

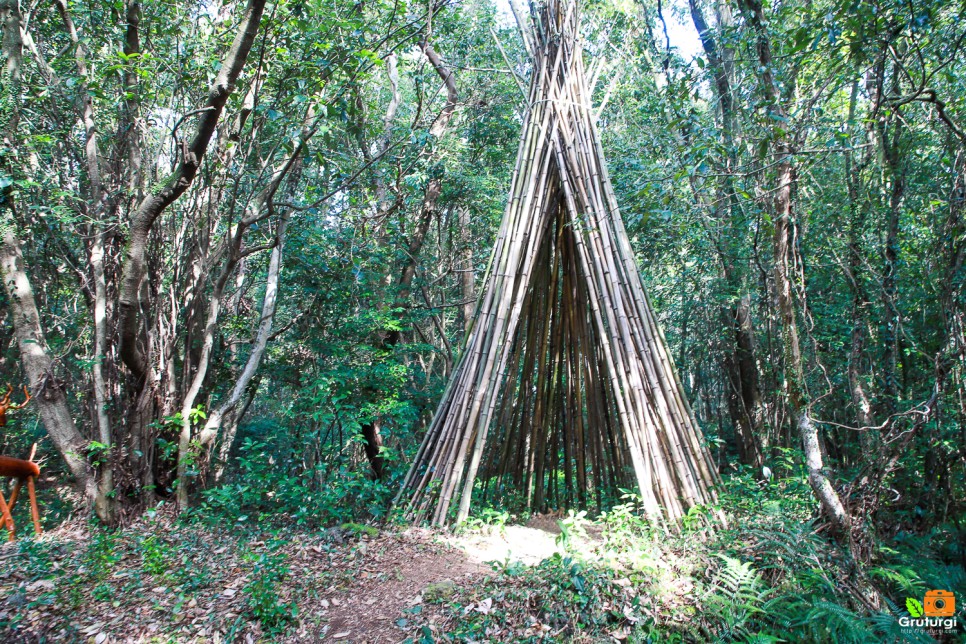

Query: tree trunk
[106,0,265,506]
[175,100,315,503]
[90,234,115,522]
[773,160,850,534]
[691,0,763,467]
[200,208,292,480]
[0,219,97,502]
[878,108,904,417]
[459,205,475,339]
[55,0,117,522]
[843,81,875,450]
[2,0,101,510]
[121,0,143,199]
[116,0,267,385]
[723,297,764,467]
[739,0,852,536]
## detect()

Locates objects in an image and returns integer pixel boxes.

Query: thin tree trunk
[459,205,475,339]
[723,297,764,467]
[373,53,400,209]
[0,221,97,503]
[843,81,874,447]
[773,164,850,533]
[90,235,115,521]
[1,0,98,506]
[55,0,116,522]
[121,0,143,198]
[116,0,267,384]
[691,0,762,467]
[200,208,292,480]
[878,107,904,417]
[738,0,851,536]
[176,129,309,506]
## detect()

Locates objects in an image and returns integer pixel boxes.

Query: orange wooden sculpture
[0,448,42,540]
[0,384,30,427]
[0,387,41,540]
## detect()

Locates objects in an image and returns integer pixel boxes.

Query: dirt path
[303,520,576,642]
[300,528,489,642]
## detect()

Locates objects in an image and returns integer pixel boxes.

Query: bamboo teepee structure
[396,0,719,526]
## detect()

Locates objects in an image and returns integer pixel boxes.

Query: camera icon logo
[924,590,955,617]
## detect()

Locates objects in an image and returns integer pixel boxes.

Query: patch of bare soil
[299,528,488,642]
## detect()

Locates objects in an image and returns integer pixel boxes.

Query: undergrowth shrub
[456,506,512,535]
[139,534,169,577]
[243,542,298,635]
[422,553,646,641]
[198,438,395,527]
[699,469,964,643]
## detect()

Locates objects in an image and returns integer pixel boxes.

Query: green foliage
[717,455,816,523]
[84,529,122,583]
[424,553,643,641]
[458,507,512,535]
[200,438,395,527]
[139,535,170,577]
[555,510,589,553]
[340,522,379,538]
[598,491,655,550]
[242,543,298,635]
[413,469,966,642]
[15,538,57,581]
[702,556,772,641]
[51,528,124,614]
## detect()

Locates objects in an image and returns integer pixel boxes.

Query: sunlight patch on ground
[444,525,564,566]
[443,514,608,567]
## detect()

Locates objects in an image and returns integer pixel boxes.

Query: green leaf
[906,597,924,617]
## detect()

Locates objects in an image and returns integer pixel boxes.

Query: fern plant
[701,555,775,641]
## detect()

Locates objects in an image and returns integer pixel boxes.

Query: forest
[0,0,963,639]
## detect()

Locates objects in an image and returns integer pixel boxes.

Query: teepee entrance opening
[396,0,719,526]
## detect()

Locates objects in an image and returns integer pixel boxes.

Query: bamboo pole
[396,0,719,527]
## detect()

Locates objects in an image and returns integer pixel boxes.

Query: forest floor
[0,512,600,642]
[0,491,959,643]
